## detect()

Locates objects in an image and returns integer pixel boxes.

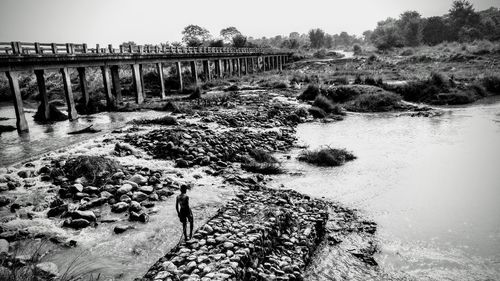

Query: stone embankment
[142,186,328,281]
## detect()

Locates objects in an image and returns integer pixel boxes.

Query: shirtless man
[176,185,193,241]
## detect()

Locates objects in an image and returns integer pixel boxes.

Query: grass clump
[312,95,345,115]
[308,106,327,118]
[482,75,500,94]
[345,92,402,112]
[298,146,356,167]
[241,149,283,174]
[298,84,322,101]
[63,155,121,186]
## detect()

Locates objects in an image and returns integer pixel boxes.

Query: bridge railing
[0,41,278,56]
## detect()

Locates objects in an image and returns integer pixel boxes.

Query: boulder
[47,204,68,217]
[138,186,154,194]
[117,183,133,195]
[129,174,147,185]
[132,191,148,202]
[0,196,10,207]
[129,201,142,213]
[70,210,96,222]
[0,239,8,254]
[111,202,129,213]
[114,225,131,234]
[63,218,90,229]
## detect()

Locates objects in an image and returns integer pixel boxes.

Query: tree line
[122,1,499,51]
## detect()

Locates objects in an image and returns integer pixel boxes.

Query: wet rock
[129,174,147,185]
[120,195,132,203]
[70,183,84,193]
[63,218,90,229]
[35,262,59,277]
[0,196,10,207]
[69,210,96,222]
[111,202,129,213]
[0,239,8,254]
[132,191,148,202]
[138,186,154,194]
[114,225,132,234]
[117,183,134,195]
[47,204,68,217]
[129,201,142,213]
[129,211,149,223]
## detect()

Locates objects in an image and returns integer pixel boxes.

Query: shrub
[354,75,363,85]
[308,106,327,118]
[400,49,414,56]
[63,155,121,185]
[312,95,335,113]
[332,77,349,85]
[241,162,284,174]
[346,92,402,112]
[313,49,327,59]
[368,54,378,62]
[131,115,178,126]
[482,75,500,94]
[186,87,202,99]
[353,44,362,55]
[294,107,309,117]
[298,84,322,100]
[298,147,356,167]
[248,149,277,163]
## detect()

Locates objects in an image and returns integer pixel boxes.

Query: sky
[0,0,498,46]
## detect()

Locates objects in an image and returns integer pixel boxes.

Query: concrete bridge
[0,41,291,133]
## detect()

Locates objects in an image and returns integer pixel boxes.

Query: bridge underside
[1,50,290,133]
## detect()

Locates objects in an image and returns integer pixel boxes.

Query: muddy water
[272,98,500,280]
[0,102,166,166]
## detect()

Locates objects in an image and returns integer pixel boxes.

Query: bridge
[0,41,291,133]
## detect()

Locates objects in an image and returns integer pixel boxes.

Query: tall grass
[298,147,356,167]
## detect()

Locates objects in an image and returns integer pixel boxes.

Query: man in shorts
[176,185,193,241]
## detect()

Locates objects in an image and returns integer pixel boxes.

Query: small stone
[129,174,147,185]
[132,191,148,202]
[114,225,130,234]
[117,184,133,194]
[0,239,8,253]
[138,186,154,194]
[223,242,234,249]
[111,202,129,213]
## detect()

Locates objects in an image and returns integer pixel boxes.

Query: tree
[338,32,352,46]
[308,29,325,49]
[220,27,241,43]
[448,0,481,41]
[289,32,300,39]
[371,18,404,50]
[208,39,224,47]
[362,30,373,43]
[422,17,450,45]
[324,34,334,49]
[232,34,247,47]
[182,25,211,47]
[398,11,423,46]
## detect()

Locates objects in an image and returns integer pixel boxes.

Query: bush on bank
[298,147,356,167]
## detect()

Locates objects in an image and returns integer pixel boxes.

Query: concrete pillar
[110,65,122,103]
[34,69,50,120]
[6,71,28,132]
[175,62,184,91]
[236,58,241,77]
[243,58,248,75]
[60,67,78,120]
[156,62,166,99]
[100,66,114,109]
[228,59,233,76]
[190,61,199,85]
[278,56,283,71]
[202,60,211,81]
[139,64,145,97]
[77,67,89,109]
[132,64,144,104]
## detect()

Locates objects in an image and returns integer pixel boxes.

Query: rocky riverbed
[0,84,428,280]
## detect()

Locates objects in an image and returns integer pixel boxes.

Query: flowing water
[272,97,500,280]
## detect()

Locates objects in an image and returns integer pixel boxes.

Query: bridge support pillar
[60,67,78,120]
[243,58,248,75]
[34,69,50,121]
[110,65,122,103]
[190,61,199,85]
[132,64,144,104]
[6,71,28,132]
[228,59,233,77]
[175,62,183,91]
[278,56,282,71]
[202,60,211,81]
[77,67,89,110]
[216,60,223,78]
[100,66,115,109]
[237,58,241,77]
[156,62,166,99]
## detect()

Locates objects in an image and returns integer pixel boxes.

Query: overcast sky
[0,0,497,46]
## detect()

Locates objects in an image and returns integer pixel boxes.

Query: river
[1,97,500,280]
[272,97,500,280]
